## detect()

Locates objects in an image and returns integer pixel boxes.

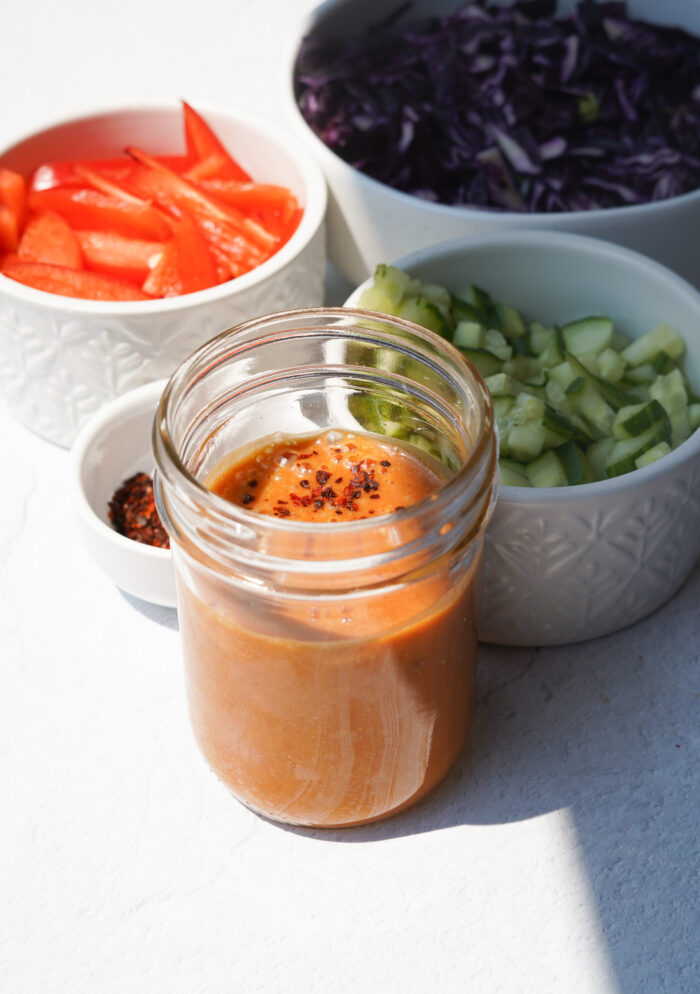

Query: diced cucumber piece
[539,326,566,367]
[495,304,526,338]
[359,264,412,312]
[547,361,577,390]
[451,294,489,325]
[598,347,626,383]
[587,437,614,480]
[564,376,586,395]
[408,431,440,459]
[528,321,552,356]
[498,458,531,487]
[452,320,484,349]
[557,441,595,485]
[649,368,691,447]
[484,329,512,361]
[566,351,632,411]
[348,393,412,440]
[622,363,656,384]
[526,449,568,488]
[605,415,672,478]
[650,350,678,375]
[505,424,545,462]
[502,356,546,385]
[542,404,593,446]
[621,323,685,367]
[510,392,545,424]
[485,373,525,397]
[397,297,451,338]
[493,394,514,427]
[419,282,451,313]
[612,399,668,440]
[545,379,568,410]
[459,348,504,378]
[571,381,616,439]
[460,284,499,327]
[635,441,672,469]
[562,316,613,356]
[690,403,700,432]
[611,329,631,351]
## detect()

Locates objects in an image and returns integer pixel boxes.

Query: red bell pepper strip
[29,156,192,193]
[125,147,276,253]
[198,179,300,212]
[27,188,173,241]
[142,209,218,297]
[18,211,83,268]
[0,205,19,252]
[2,261,153,301]
[77,230,164,283]
[182,102,251,182]
[0,169,27,227]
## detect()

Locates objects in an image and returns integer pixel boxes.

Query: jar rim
[154,305,495,535]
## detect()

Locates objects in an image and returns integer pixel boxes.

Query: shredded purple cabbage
[294,0,700,211]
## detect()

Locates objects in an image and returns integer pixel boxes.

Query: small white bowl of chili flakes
[71,378,175,607]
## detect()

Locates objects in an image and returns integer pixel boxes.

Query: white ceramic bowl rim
[72,378,171,562]
[345,229,700,504]
[283,8,700,220]
[0,99,327,315]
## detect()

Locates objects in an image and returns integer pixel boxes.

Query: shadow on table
[287,561,700,993]
[120,589,179,630]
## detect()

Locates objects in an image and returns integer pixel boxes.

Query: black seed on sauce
[248,479,258,487]
[316,470,330,485]
[314,500,324,509]
[380,460,391,467]
[242,494,255,505]
[369,494,380,500]
[300,480,310,489]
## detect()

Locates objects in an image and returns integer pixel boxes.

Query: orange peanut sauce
[205,429,444,522]
[177,430,480,827]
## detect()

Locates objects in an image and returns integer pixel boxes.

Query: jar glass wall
[154,307,498,828]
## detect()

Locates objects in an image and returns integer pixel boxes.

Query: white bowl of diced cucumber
[345,230,700,646]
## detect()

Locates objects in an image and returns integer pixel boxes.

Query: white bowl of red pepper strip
[71,378,175,607]
[0,100,327,447]
[285,0,700,289]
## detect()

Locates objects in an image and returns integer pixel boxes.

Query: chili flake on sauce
[108,472,170,548]
[206,430,444,522]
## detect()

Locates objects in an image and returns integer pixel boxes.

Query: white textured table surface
[2,4,699,993]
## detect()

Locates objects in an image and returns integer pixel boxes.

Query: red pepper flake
[369,494,380,500]
[395,505,405,511]
[275,507,291,517]
[108,472,170,549]
[277,499,288,505]
[314,499,324,509]
[316,469,330,485]
[335,477,343,483]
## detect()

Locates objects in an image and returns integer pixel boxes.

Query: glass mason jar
[154,307,497,828]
